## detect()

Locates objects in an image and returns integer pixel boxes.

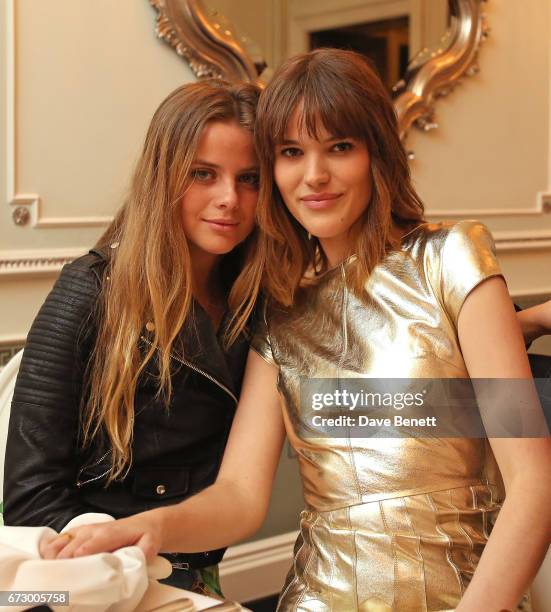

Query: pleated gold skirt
[277,484,532,612]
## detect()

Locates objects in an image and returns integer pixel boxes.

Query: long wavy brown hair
[84,80,260,482]
[239,48,425,307]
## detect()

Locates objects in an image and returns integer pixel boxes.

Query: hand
[39,511,163,562]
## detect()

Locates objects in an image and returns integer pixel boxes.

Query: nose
[304,153,330,189]
[215,178,239,210]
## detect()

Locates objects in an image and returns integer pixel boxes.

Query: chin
[306,225,344,241]
[299,215,340,238]
[205,239,243,255]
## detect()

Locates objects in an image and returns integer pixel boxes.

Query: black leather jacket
[3,247,249,567]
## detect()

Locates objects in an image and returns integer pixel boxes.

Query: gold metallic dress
[252,221,532,612]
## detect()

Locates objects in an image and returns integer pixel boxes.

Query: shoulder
[68,246,109,274]
[21,249,111,360]
[406,219,498,271]
[438,219,494,248]
[59,247,110,285]
[48,247,111,311]
[414,221,501,323]
[407,219,493,247]
[404,220,495,261]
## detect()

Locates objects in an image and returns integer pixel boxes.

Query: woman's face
[274,106,372,265]
[180,120,259,260]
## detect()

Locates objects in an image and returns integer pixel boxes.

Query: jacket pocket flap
[132,467,190,501]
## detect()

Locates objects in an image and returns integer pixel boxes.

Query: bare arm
[456,277,551,612]
[157,349,286,552]
[41,350,286,560]
[517,299,551,345]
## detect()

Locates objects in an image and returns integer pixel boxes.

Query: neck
[189,247,222,301]
[318,236,352,269]
[319,223,406,268]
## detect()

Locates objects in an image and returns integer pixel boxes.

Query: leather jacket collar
[89,245,249,402]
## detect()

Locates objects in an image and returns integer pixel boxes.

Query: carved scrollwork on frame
[149,0,488,141]
[149,0,262,83]
[393,0,489,141]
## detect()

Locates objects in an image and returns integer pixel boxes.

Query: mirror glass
[203,0,449,92]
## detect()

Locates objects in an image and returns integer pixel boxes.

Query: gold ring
[58,532,74,541]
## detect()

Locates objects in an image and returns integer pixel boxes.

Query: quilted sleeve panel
[3,255,103,530]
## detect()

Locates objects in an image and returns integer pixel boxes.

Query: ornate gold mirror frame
[149,0,488,142]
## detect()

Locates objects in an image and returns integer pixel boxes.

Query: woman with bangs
[4,79,261,596]
[42,50,551,612]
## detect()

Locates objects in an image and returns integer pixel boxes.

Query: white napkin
[0,513,241,611]
[0,513,172,612]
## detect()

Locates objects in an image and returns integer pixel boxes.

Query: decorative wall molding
[0,341,25,369]
[219,531,297,603]
[0,223,550,278]
[0,248,87,278]
[512,290,551,304]
[425,192,551,218]
[425,192,551,251]
[426,209,549,218]
[9,199,113,230]
[0,335,26,347]
[4,0,112,231]
[493,232,551,253]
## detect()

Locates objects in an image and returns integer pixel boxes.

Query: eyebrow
[279,136,349,145]
[193,159,259,172]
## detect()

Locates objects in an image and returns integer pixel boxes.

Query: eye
[191,168,215,181]
[279,147,303,158]
[331,141,353,153]
[239,172,260,188]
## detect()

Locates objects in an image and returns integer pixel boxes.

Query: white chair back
[0,350,23,510]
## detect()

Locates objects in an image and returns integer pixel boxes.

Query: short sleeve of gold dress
[257,221,533,612]
[251,303,278,367]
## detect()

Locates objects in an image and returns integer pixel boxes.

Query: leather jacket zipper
[76,450,111,487]
[76,337,238,488]
[140,335,238,405]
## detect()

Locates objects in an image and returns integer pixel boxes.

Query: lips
[300,192,342,210]
[203,218,239,232]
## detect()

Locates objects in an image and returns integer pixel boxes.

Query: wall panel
[1,0,194,342]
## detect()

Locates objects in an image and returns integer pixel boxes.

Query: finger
[55,531,90,559]
[41,532,77,559]
[38,530,60,559]
[72,524,138,557]
[136,532,158,563]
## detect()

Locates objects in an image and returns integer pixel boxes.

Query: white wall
[0,0,194,346]
[409,0,551,306]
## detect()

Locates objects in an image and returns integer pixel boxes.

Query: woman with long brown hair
[4,78,261,595]
[43,50,550,611]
